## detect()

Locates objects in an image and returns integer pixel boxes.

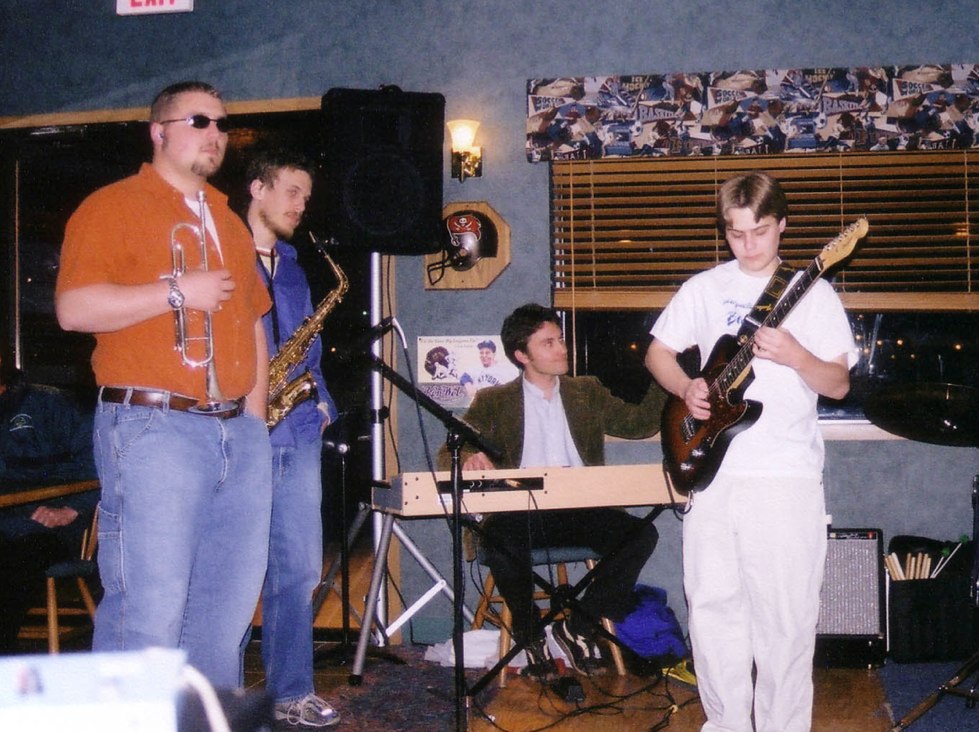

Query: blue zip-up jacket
[259,240,338,448]
[0,379,99,540]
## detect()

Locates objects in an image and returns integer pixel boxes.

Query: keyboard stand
[466,504,665,698]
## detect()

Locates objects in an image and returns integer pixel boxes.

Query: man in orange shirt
[56,81,273,689]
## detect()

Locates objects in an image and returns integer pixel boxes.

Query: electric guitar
[660,218,869,496]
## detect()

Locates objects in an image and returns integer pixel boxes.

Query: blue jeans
[260,440,324,703]
[91,399,272,689]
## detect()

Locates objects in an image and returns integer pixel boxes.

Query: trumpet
[170,190,237,414]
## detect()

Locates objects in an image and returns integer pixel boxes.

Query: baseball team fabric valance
[526,64,979,161]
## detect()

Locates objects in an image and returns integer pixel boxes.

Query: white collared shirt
[519,377,583,469]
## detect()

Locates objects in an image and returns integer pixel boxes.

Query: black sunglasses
[158,114,231,133]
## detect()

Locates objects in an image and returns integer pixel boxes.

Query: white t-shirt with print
[650,259,859,479]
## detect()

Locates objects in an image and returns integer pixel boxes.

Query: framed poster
[416,334,519,410]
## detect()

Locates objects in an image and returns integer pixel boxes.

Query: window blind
[551,151,979,311]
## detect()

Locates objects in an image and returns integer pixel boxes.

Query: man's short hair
[716,171,788,235]
[246,148,316,192]
[149,81,222,123]
[500,304,561,369]
[477,340,496,352]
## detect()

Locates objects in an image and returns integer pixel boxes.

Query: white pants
[683,474,827,732]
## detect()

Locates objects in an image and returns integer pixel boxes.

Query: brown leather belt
[99,387,245,419]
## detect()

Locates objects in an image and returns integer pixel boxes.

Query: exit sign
[117,0,194,15]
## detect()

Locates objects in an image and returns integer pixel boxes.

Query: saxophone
[267,245,348,428]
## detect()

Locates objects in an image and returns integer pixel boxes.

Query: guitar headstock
[817,218,869,269]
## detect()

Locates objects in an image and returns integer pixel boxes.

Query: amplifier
[814,527,886,668]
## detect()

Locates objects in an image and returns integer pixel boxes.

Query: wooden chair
[2,480,100,653]
[472,545,627,687]
[24,508,100,653]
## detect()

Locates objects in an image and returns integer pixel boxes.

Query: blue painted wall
[3,0,979,640]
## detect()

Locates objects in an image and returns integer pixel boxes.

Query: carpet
[879,658,979,731]
[313,645,493,732]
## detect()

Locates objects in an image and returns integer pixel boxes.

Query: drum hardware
[864,383,979,730]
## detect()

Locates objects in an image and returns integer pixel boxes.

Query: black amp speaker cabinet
[320,86,445,255]
[814,527,886,668]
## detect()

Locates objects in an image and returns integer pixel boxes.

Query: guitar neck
[713,258,824,394]
[766,259,822,329]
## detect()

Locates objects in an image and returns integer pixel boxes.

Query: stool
[19,509,99,653]
[472,545,627,687]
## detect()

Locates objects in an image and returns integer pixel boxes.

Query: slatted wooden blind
[551,151,979,311]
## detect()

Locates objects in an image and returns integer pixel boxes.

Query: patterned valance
[526,65,979,161]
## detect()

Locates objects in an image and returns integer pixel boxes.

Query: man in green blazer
[447,303,666,680]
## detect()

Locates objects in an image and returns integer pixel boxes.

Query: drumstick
[931,540,965,578]
[885,553,905,581]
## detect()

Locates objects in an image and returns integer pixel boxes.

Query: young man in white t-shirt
[645,172,858,732]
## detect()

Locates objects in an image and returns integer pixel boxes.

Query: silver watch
[166,276,185,310]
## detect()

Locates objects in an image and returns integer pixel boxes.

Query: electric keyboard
[373,464,682,517]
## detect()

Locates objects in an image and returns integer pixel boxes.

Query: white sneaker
[274,693,341,728]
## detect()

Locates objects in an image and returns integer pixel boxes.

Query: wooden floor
[471,666,891,731]
[242,639,891,732]
[243,636,894,732]
[243,538,895,731]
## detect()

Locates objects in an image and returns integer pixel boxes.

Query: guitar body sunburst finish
[657,217,869,497]
[661,335,762,496]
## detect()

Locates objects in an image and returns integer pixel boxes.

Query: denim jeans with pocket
[92,398,272,689]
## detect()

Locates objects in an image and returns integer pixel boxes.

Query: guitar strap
[736,262,796,344]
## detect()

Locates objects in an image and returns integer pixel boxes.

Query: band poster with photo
[417,335,520,411]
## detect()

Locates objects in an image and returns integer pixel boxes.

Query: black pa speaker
[321,86,445,255]
[814,527,886,668]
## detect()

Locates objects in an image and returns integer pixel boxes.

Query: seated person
[0,348,98,652]
[440,304,667,679]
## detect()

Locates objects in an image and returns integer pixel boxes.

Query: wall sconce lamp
[447,119,483,182]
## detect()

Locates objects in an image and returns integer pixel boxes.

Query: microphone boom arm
[352,350,503,462]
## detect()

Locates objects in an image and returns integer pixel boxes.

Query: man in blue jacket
[0,347,99,651]
[246,150,340,728]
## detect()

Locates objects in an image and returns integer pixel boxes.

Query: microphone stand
[312,418,403,670]
[311,433,355,665]
[351,349,502,732]
[332,438,353,654]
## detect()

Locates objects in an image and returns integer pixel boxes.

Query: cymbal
[863,382,979,447]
